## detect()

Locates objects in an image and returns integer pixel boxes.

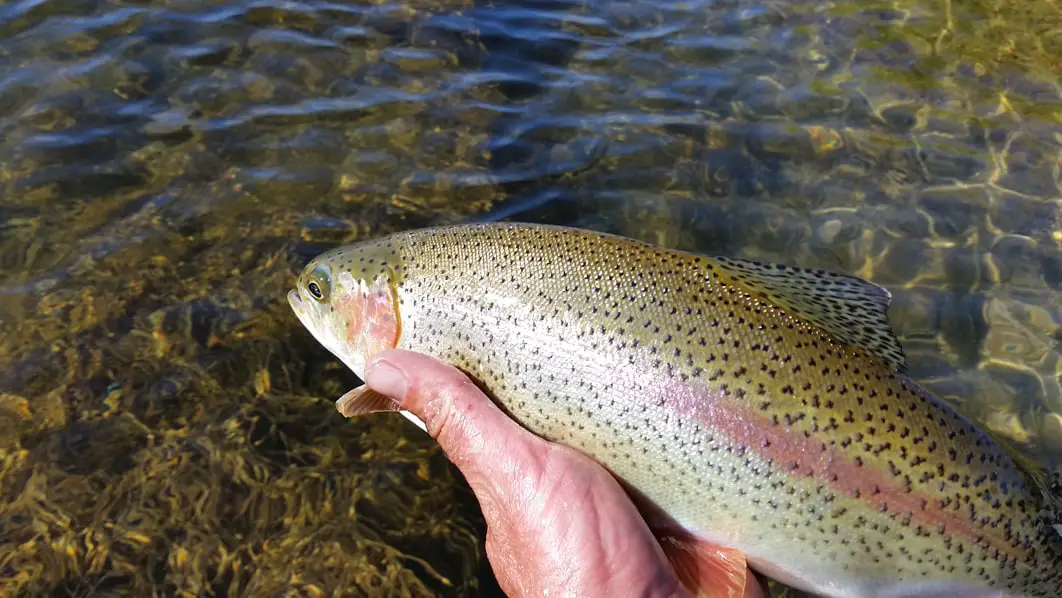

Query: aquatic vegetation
[1,0,1061,595]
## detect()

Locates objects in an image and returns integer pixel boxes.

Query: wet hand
[362,349,766,598]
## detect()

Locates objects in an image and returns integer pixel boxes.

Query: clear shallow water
[0,0,1061,595]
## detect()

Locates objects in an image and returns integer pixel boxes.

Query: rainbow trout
[288,222,1062,598]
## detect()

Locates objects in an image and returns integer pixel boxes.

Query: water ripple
[2,0,1062,594]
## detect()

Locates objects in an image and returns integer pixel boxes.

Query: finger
[364,349,550,510]
[366,349,762,598]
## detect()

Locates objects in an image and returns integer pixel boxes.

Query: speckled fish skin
[288,222,1062,598]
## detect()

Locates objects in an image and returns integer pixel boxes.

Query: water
[1,0,1061,595]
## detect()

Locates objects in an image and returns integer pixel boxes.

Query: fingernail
[366,359,408,404]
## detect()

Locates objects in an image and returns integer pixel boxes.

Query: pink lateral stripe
[660,379,1015,561]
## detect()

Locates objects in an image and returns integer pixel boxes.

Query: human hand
[359,349,767,598]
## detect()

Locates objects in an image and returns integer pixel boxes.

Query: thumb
[363,349,549,508]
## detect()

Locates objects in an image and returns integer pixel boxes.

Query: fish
[287,222,1062,598]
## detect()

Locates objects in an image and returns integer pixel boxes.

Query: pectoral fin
[335,386,429,432]
[335,386,400,417]
[656,528,751,598]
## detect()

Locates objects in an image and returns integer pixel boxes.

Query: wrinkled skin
[364,349,767,598]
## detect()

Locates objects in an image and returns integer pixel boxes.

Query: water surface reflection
[1,0,1061,595]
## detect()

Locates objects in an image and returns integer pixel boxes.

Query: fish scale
[288,222,1062,598]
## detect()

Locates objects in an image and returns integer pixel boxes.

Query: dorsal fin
[710,256,907,373]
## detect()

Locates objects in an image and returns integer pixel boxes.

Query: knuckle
[419,368,479,444]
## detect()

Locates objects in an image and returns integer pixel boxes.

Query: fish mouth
[287,288,302,309]
[288,288,322,342]
[287,289,308,320]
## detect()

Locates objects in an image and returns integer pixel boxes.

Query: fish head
[288,242,401,380]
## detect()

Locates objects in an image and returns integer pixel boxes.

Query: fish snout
[288,289,306,314]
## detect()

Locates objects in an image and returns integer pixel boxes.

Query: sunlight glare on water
[0,0,1061,595]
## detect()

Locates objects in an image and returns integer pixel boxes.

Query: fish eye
[306,265,331,302]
